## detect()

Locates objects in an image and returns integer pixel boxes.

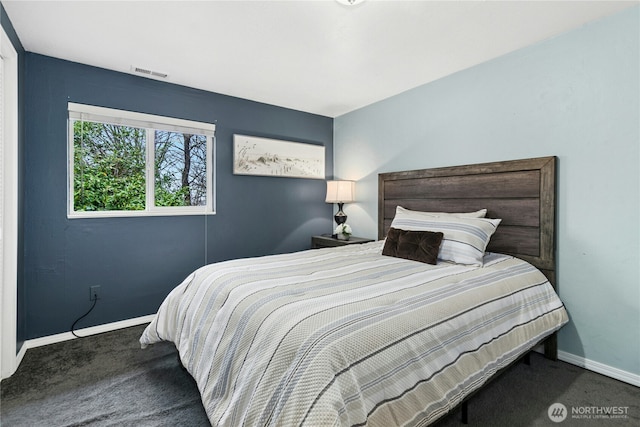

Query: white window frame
[68,103,216,218]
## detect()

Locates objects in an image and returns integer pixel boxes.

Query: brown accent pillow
[382,228,444,265]
[382,227,403,257]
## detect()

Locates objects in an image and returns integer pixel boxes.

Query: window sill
[67,209,216,219]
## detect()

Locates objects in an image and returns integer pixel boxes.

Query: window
[68,103,215,218]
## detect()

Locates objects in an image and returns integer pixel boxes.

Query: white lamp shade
[325,180,355,203]
[336,0,365,5]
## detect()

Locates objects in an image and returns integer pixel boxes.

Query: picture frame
[233,134,325,179]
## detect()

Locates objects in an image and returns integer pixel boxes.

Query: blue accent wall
[23,53,333,339]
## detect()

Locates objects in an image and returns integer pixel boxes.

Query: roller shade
[68,102,215,137]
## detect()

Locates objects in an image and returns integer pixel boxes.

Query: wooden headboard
[378,156,556,284]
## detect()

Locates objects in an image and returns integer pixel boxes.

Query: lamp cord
[70,297,98,338]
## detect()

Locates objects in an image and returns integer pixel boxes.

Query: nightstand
[311,235,375,249]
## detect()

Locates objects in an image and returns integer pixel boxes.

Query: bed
[140,156,568,426]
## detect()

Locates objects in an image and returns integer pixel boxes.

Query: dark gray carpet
[1,325,208,426]
[1,325,637,426]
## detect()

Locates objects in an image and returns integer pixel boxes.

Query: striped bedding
[140,241,568,426]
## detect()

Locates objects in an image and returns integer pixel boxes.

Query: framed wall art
[233,134,325,179]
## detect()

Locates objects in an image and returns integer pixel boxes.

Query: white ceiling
[3,0,637,117]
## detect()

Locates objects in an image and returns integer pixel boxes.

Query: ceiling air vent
[130,65,168,79]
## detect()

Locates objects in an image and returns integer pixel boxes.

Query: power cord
[70,297,98,338]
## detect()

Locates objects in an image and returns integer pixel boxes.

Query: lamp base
[334,203,347,225]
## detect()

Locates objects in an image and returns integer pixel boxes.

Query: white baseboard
[532,345,638,387]
[558,350,640,387]
[15,314,156,370]
[14,343,27,377]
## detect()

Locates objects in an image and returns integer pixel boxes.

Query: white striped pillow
[390,206,501,266]
[394,206,487,219]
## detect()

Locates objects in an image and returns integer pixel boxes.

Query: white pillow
[391,206,500,266]
[395,206,487,219]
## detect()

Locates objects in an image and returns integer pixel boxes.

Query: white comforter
[140,242,568,426]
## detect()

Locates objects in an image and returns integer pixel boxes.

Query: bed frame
[378,156,558,423]
[378,156,558,359]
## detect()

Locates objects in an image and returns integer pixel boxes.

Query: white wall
[334,7,639,380]
[0,22,19,380]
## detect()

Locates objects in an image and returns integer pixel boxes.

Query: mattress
[140,241,568,426]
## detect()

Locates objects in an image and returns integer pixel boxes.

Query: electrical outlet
[90,285,100,301]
